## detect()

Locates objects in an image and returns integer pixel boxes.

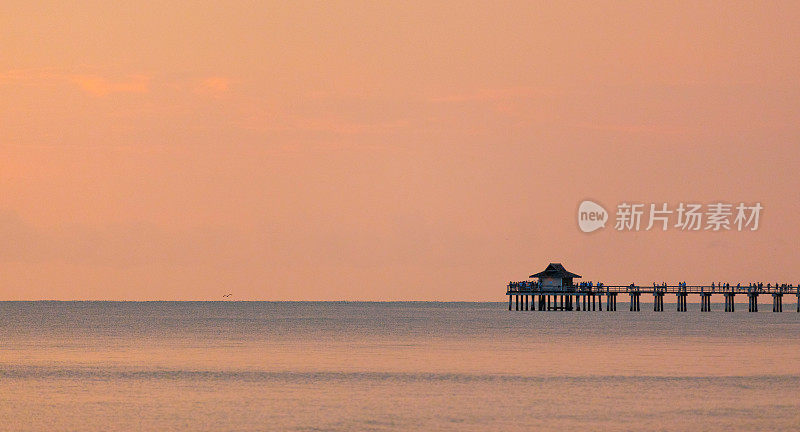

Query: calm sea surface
[1,301,799,431]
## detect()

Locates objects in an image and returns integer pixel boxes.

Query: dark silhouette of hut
[530,263,581,290]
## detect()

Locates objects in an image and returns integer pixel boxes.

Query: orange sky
[2,1,799,300]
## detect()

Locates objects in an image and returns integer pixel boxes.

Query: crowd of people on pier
[705,282,797,293]
[508,280,799,293]
[507,280,605,292]
[507,281,538,291]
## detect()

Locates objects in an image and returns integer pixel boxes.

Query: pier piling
[772,294,783,312]
[676,292,687,312]
[629,291,640,311]
[747,292,759,312]
[653,292,664,312]
[724,293,735,312]
[700,293,712,312]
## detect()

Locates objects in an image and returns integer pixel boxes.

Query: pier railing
[506,284,800,295]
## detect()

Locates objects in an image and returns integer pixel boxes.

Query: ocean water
[1,301,799,431]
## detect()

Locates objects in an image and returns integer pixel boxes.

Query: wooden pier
[507,284,800,312]
[507,263,800,313]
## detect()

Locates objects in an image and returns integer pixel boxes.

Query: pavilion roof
[529,263,582,279]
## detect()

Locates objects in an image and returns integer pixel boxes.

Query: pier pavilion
[529,263,581,290]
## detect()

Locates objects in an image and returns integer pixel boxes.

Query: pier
[507,263,800,313]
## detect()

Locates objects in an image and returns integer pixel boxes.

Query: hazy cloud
[70,74,151,97]
[193,77,229,96]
